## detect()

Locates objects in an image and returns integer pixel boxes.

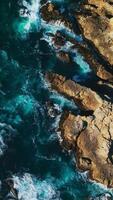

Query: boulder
[46,72,102,111]
[40,2,72,29]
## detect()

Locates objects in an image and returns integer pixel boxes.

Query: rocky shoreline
[76,0,113,67]
[46,72,113,187]
[42,0,113,188]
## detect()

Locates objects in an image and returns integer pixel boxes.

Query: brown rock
[46,72,113,187]
[41,1,113,82]
[40,2,73,29]
[74,44,113,82]
[42,0,113,187]
[59,101,113,187]
[56,51,72,63]
[76,0,113,66]
[59,113,85,150]
[53,31,113,81]
[53,31,66,47]
[41,3,60,22]
[46,72,102,111]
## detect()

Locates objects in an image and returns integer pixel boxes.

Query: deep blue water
[0,0,113,199]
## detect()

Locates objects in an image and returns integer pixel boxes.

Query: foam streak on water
[0,123,17,155]
[13,173,60,200]
[14,0,41,37]
[23,0,41,30]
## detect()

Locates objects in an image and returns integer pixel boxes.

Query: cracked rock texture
[46,72,113,187]
[43,0,113,188]
[60,101,113,187]
[46,73,102,111]
[76,0,113,66]
[74,44,113,82]
[41,2,113,82]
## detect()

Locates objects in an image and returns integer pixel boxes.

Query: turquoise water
[0,0,113,199]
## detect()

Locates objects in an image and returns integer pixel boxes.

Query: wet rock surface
[43,0,113,187]
[76,0,113,66]
[46,72,113,187]
[46,72,102,111]
[41,1,113,82]
[41,2,73,30]
[73,43,113,82]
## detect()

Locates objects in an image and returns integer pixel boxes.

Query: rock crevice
[43,0,113,188]
[46,72,113,187]
[76,0,113,66]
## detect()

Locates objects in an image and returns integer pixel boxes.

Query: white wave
[41,19,81,51]
[41,19,67,49]
[0,50,8,61]
[3,94,35,116]
[89,193,112,200]
[22,0,41,30]
[13,173,60,200]
[38,71,50,90]
[87,179,113,200]
[50,91,78,110]
[14,0,41,38]
[0,123,17,156]
[73,50,91,74]
[0,133,6,156]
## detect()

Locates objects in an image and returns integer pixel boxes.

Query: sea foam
[13,173,60,200]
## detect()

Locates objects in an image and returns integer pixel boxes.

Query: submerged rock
[53,31,66,48]
[56,51,72,63]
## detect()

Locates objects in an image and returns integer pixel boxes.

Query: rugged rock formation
[43,0,113,188]
[60,100,113,187]
[40,2,73,29]
[46,72,113,187]
[74,44,113,82]
[46,73,102,111]
[59,113,85,150]
[52,31,66,48]
[55,33,113,81]
[76,0,113,66]
[41,1,113,82]
[53,30,113,81]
